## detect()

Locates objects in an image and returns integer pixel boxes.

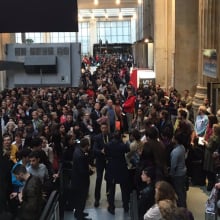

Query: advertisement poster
[203,49,217,78]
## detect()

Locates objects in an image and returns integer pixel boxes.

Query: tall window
[97,20,131,44]
[78,22,90,55]
[15,22,90,55]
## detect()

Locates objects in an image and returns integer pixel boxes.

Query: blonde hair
[159,199,177,220]
[198,105,207,113]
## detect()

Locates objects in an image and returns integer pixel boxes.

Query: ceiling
[78,0,141,19]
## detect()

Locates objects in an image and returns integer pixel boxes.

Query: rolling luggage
[205,187,219,220]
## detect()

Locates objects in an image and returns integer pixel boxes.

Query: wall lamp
[144,36,153,43]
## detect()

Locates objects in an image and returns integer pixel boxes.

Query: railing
[39,190,60,220]
[130,190,139,220]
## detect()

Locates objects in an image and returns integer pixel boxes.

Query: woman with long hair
[144,180,177,220]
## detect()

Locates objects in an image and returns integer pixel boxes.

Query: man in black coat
[104,130,130,215]
[11,164,44,220]
[93,122,111,207]
[0,147,13,216]
[90,102,101,135]
[71,138,91,220]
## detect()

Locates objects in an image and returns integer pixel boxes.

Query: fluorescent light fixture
[78,14,83,21]
[119,11,123,19]
[132,13,137,20]
[116,0,120,5]
[105,11,108,19]
[91,12,95,19]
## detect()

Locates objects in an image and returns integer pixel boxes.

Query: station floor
[64,173,210,220]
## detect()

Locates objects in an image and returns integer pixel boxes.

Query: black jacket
[71,147,90,189]
[138,183,155,219]
[93,133,111,159]
[105,139,130,184]
[18,175,44,220]
[0,154,13,214]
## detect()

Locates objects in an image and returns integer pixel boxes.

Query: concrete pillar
[154,0,175,91]
[43,33,51,43]
[193,0,218,112]
[148,42,154,69]
[174,0,199,94]
[89,20,97,56]
[0,33,15,90]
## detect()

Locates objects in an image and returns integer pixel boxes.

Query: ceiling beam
[78,2,138,10]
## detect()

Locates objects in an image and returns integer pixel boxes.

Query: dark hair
[131,129,141,141]
[3,133,11,140]
[80,137,90,149]
[15,131,23,138]
[113,130,122,140]
[153,103,161,112]
[147,125,159,140]
[160,98,166,105]
[65,134,74,145]
[28,150,40,159]
[143,166,156,181]
[179,101,187,108]
[16,148,32,160]
[178,109,187,119]
[208,114,218,127]
[31,137,43,148]
[13,164,27,175]
[174,131,186,145]
[160,110,169,120]
[100,122,108,127]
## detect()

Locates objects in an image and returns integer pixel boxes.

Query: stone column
[43,33,51,43]
[154,0,175,91]
[174,0,198,94]
[193,0,217,112]
[154,0,168,89]
[89,19,97,56]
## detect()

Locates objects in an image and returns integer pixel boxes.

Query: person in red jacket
[86,84,95,98]
[123,88,136,133]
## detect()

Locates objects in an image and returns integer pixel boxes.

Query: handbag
[115,120,121,130]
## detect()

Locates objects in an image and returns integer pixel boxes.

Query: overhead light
[144,36,153,43]
[78,14,83,21]
[132,13,137,20]
[91,12,95,19]
[138,0,142,4]
[94,0,98,5]
[116,0,120,5]
[105,11,108,19]
[119,11,123,19]
[144,38,149,43]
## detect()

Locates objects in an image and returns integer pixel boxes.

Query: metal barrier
[39,190,60,220]
[130,190,139,220]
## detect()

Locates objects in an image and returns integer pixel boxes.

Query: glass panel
[111,35,117,43]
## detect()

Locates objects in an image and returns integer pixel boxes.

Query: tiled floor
[65,208,130,220]
[64,172,211,220]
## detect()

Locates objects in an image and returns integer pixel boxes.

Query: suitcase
[205,211,217,220]
[205,187,219,220]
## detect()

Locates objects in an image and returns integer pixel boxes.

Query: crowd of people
[0,54,219,220]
